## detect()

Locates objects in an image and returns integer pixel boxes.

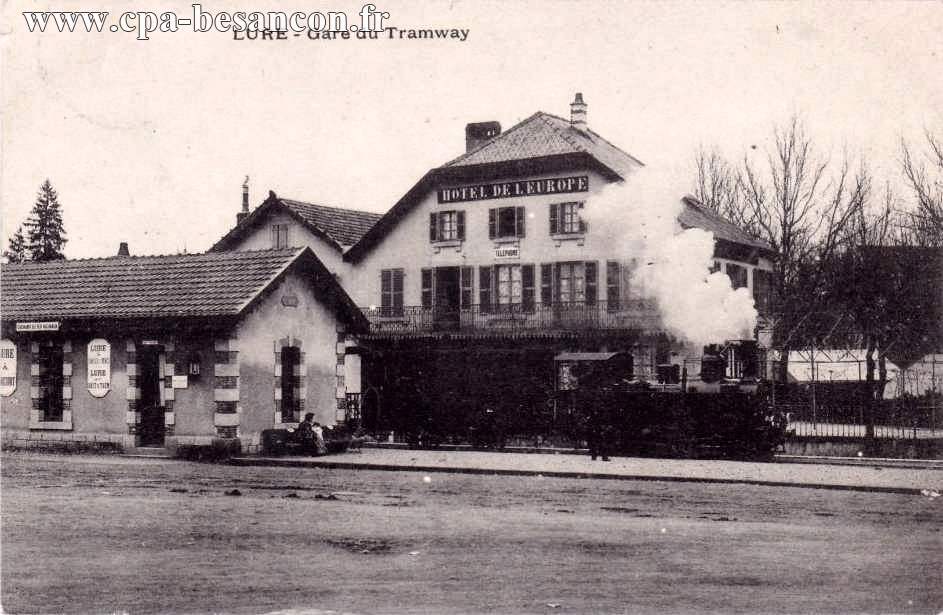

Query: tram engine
[558,340,785,460]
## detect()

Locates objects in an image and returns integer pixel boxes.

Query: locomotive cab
[554,352,634,392]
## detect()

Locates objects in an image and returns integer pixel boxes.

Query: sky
[2,0,942,259]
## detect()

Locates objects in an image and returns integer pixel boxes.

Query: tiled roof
[345,114,645,263]
[0,248,366,327]
[346,111,775,262]
[444,112,644,177]
[211,195,382,253]
[280,199,382,248]
[679,197,774,253]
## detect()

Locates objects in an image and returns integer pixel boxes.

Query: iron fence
[768,356,942,440]
[361,300,662,335]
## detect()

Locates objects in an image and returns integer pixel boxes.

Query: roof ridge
[536,112,588,155]
[583,126,646,168]
[1,247,300,267]
[280,198,383,219]
[541,112,646,169]
[441,111,546,168]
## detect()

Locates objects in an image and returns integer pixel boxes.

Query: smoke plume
[585,168,757,347]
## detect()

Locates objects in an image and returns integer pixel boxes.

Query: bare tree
[826,183,897,437]
[900,131,943,247]
[694,117,871,379]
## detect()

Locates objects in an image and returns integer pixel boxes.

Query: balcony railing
[361,300,662,336]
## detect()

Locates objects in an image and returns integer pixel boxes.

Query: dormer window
[272,224,290,249]
[549,202,585,235]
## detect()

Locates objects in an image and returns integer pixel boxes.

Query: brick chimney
[236,176,250,224]
[570,92,587,129]
[117,242,130,257]
[465,121,501,153]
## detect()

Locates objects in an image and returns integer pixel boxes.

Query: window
[429,211,465,242]
[37,343,64,422]
[272,224,290,249]
[606,261,621,311]
[479,265,536,313]
[725,263,748,290]
[496,265,522,308]
[280,346,300,423]
[553,261,598,305]
[556,262,585,304]
[549,202,586,234]
[489,206,525,239]
[380,269,404,317]
[753,269,773,314]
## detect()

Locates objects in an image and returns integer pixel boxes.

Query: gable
[211,195,381,254]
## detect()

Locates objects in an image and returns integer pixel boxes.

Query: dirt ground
[1,453,940,615]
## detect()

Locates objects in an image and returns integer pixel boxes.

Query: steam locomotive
[558,340,786,460]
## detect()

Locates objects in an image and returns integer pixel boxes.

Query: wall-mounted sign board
[437,175,589,204]
[15,322,60,332]
[495,246,520,259]
[0,339,16,396]
[87,338,111,397]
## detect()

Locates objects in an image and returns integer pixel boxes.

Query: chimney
[570,92,587,129]
[236,176,250,224]
[465,121,501,153]
[117,242,130,257]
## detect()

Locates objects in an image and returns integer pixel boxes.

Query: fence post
[810,344,817,434]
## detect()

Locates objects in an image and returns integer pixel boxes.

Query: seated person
[296,413,328,455]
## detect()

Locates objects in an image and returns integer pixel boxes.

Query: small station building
[0,247,366,453]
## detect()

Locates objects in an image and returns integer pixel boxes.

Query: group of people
[296,412,328,455]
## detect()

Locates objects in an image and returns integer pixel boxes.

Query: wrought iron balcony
[360,300,662,337]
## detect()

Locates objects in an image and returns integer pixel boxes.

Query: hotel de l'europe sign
[437,175,589,204]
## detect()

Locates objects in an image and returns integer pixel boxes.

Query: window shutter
[479,266,492,313]
[460,266,473,308]
[578,202,587,233]
[515,206,525,237]
[392,269,404,315]
[421,268,433,309]
[522,265,535,312]
[429,213,438,242]
[380,270,391,314]
[585,261,598,305]
[488,209,496,239]
[540,264,553,306]
[457,211,466,241]
[549,203,558,235]
[606,261,621,310]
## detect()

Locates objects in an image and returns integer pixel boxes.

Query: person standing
[311,421,328,455]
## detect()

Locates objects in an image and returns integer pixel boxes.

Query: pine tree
[25,179,67,261]
[3,224,28,263]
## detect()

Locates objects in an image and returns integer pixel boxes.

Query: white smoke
[586,167,757,347]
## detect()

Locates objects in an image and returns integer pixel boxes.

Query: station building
[214,94,776,436]
[0,93,776,451]
[0,248,366,453]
